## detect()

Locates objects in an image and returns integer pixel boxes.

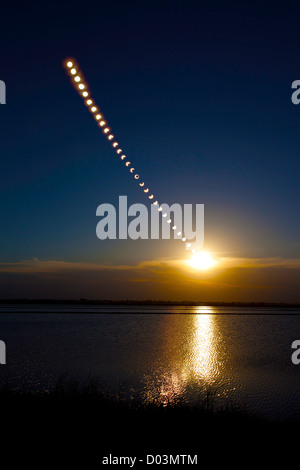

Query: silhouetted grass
[1,376,298,467]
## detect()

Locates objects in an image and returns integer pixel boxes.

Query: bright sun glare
[189,251,217,270]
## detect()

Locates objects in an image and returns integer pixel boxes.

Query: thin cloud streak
[0,257,300,302]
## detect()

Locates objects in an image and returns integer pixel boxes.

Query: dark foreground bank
[1,377,298,467]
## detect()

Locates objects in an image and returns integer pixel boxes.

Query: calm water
[0,304,300,420]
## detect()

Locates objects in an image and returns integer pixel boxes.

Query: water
[0,304,300,420]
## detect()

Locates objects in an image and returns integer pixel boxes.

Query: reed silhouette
[1,376,298,467]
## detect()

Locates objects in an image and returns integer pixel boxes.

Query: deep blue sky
[1,1,300,280]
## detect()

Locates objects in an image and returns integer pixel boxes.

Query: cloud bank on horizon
[1,257,299,303]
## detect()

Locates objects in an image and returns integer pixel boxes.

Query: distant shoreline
[0,299,300,307]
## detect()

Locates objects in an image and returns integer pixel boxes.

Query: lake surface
[0,304,300,420]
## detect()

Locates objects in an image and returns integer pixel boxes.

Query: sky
[1,0,300,301]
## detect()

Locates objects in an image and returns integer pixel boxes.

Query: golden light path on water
[142,308,226,406]
[190,308,217,382]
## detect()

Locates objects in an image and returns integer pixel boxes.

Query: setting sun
[189,251,217,270]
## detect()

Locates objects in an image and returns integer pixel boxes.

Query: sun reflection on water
[142,307,223,406]
[189,309,217,383]
[142,370,186,406]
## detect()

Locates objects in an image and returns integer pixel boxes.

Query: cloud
[0,257,300,302]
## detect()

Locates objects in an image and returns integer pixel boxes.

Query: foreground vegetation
[1,377,298,467]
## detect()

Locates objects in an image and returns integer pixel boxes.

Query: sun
[189,251,217,270]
